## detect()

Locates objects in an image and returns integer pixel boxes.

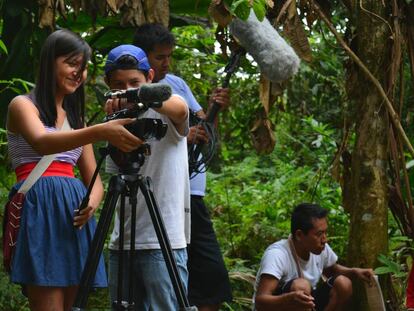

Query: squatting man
[254,203,374,311]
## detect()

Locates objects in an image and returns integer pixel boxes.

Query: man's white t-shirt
[107,95,190,250]
[255,238,338,289]
[159,74,206,196]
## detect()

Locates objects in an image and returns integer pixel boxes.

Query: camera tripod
[72,146,196,311]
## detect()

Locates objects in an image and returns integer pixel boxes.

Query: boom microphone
[229,10,300,82]
[104,83,172,104]
[188,49,244,176]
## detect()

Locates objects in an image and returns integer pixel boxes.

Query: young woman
[6,29,142,311]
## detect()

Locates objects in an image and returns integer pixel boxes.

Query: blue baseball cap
[104,44,151,74]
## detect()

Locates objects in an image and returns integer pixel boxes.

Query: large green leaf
[374,266,393,275]
[230,0,251,20]
[252,0,267,21]
[224,0,267,20]
[0,40,7,55]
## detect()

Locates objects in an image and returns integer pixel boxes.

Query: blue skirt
[9,176,107,287]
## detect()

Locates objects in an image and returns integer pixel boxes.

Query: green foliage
[0,127,15,193]
[0,0,47,125]
[287,30,348,132]
[228,0,251,20]
[208,115,347,256]
[0,39,7,54]
[224,0,268,21]
[0,79,34,96]
[373,230,413,307]
[0,270,29,311]
[172,25,227,107]
[251,0,268,21]
[375,254,406,278]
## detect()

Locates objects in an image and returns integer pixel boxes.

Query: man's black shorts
[187,195,232,306]
[276,276,337,311]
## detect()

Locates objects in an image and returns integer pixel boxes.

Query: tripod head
[108,143,151,176]
[108,117,167,173]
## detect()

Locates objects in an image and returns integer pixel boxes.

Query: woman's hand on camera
[102,118,143,152]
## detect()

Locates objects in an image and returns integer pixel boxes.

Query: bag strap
[288,235,317,311]
[18,117,70,194]
[288,234,304,278]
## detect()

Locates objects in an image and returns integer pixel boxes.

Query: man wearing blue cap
[103,44,190,310]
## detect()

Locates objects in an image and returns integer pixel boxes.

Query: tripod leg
[112,190,137,311]
[137,176,193,310]
[115,192,126,307]
[127,183,138,307]
[72,175,126,310]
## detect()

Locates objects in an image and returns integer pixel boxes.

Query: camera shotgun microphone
[104,83,172,107]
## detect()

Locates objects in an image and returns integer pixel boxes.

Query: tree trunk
[345,1,391,310]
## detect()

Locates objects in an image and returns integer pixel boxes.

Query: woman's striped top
[7,96,83,170]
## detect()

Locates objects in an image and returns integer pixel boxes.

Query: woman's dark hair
[34,29,91,129]
[291,203,328,237]
[133,23,175,53]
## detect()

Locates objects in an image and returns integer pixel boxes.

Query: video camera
[104,83,172,107]
[104,84,171,170]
